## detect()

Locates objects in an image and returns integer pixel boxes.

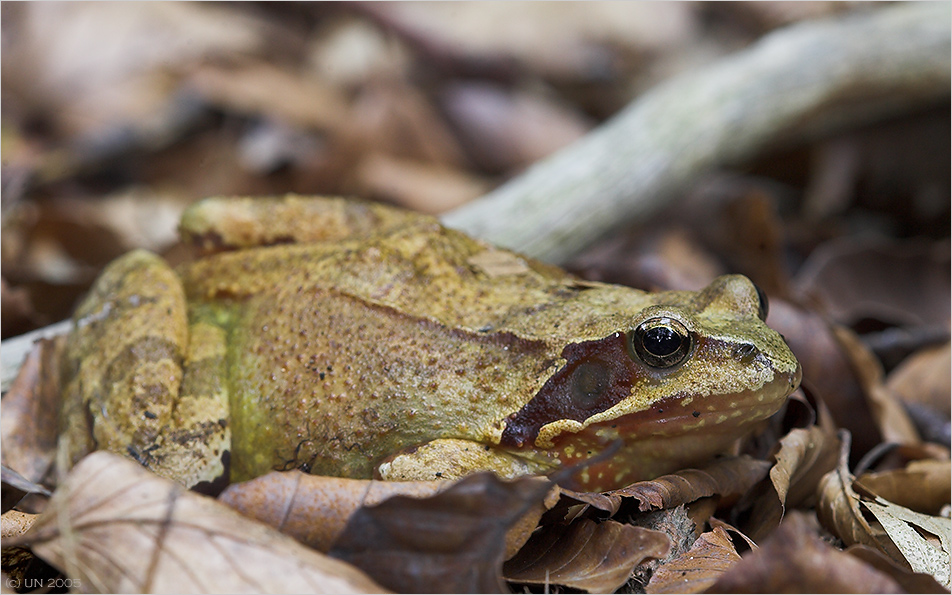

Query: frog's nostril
[732,343,758,363]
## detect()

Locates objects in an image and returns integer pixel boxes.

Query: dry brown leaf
[2,3,263,140]
[1,466,51,515]
[353,152,489,213]
[887,342,951,417]
[346,80,469,169]
[815,432,905,562]
[567,226,725,293]
[744,426,840,542]
[440,82,592,172]
[685,496,719,538]
[504,519,671,593]
[646,526,741,594]
[0,338,62,486]
[45,191,188,259]
[219,470,449,552]
[847,544,950,593]
[794,237,950,331]
[22,452,386,593]
[1,278,37,339]
[329,473,553,593]
[554,456,771,518]
[740,392,840,541]
[768,298,881,455]
[862,496,952,587]
[856,460,951,516]
[373,3,696,80]
[189,61,351,134]
[708,512,904,593]
[682,182,791,297]
[608,455,772,513]
[833,324,921,446]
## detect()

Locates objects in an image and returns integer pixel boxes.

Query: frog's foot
[179,194,422,254]
[375,438,555,482]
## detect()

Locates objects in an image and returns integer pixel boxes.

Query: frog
[58,195,801,494]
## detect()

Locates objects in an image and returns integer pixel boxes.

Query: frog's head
[499,274,801,491]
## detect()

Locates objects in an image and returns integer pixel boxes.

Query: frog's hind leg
[59,250,230,492]
[179,194,424,254]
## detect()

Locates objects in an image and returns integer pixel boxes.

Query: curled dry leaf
[740,392,840,541]
[28,192,186,273]
[330,473,554,594]
[22,452,386,594]
[832,324,921,446]
[219,470,448,553]
[556,456,771,518]
[685,181,791,298]
[887,342,951,417]
[0,337,63,486]
[222,471,555,562]
[767,298,881,456]
[1,465,51,515]
[847,544,950,594]
[794,237,950,332]
[608,455,772,513]
[504,519,671,593]
[856,460,951,516]
[816,432,905,562]
[646,525,740,595]
[861,496,951,588]
[708,512,904,593]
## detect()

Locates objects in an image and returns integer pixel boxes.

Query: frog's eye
[628,317,692,369]
[754,284,769,321]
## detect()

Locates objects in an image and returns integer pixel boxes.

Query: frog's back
[177,196,647,481]
[178,195,623,339]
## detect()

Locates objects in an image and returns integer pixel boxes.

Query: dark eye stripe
[500,333,639,448]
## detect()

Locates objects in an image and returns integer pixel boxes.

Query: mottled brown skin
[59,195,801,492]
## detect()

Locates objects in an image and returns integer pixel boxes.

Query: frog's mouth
[515,362,801,492]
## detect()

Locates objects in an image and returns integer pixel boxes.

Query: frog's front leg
[375,439,557,482]
[179,194,421,253]
[59,250,230,492]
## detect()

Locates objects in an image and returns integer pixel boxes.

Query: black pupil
[643,326,682,357]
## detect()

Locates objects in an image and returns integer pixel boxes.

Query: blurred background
[1,1,948,357]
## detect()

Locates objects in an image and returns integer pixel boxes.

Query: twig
[440,3,951,263]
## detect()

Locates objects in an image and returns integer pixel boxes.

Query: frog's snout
[787,361,803,393]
